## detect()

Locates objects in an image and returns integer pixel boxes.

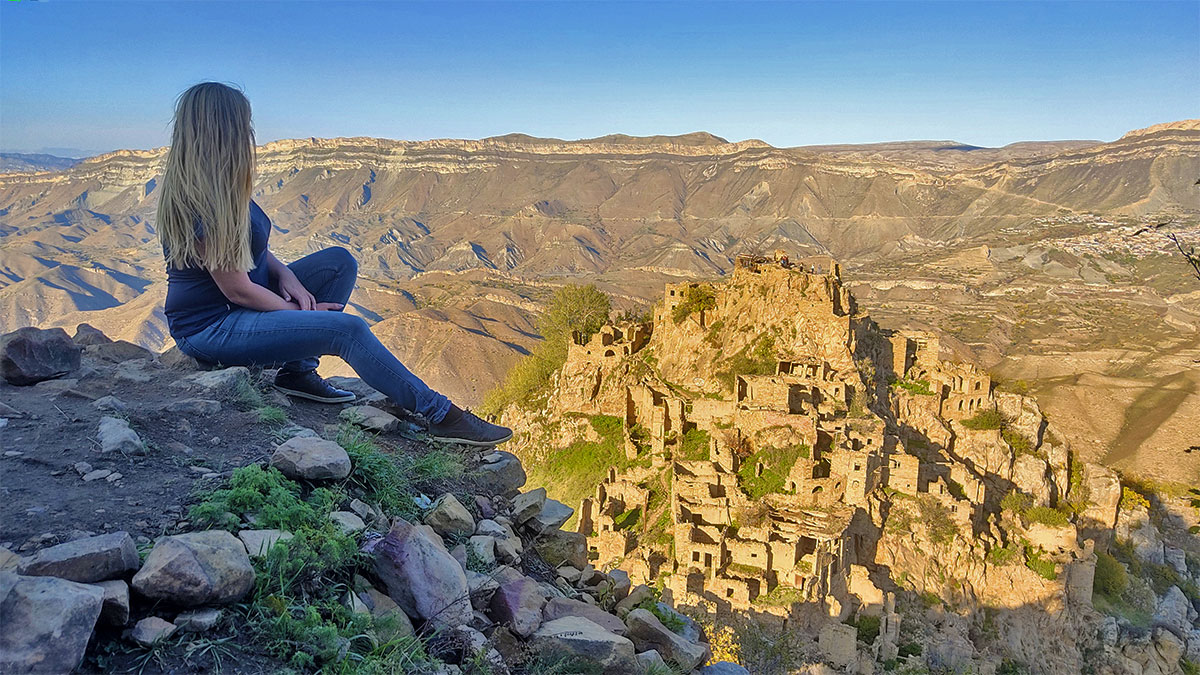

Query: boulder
[130,616,177,646]
[17,531,138,583]
[340,405,400,432]
[526,499,574,535]
[132,530,255,605]
[424,493,476,540]
[98,416,145,455]
[468,535,497,569]
[175,607,223,632]
[329,511,366,534]
[1,327,80,386]
[270,436,352,481]
[614,584,654,618]
[488,572,546,638]
[535,529,588,569]
[607,569,632,601]
[818,622,858,668]
[96,579,130,626]
[636,650,668,673]
[73,323,112,346]
[531,616,640,675]
[543,596,627,634]
[511,488,547,524]
[624,608,710,671]
[238,529,293,557]
[0,572,103,674]
[473,451,526,495]
[372,518,473,628]
[85,340,154,363]
[466,570,501,611]
[351,585,415,640]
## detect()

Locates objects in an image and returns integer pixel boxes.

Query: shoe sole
[273,385,357,404]
[431,430,514,447]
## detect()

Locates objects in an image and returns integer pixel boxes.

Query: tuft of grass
[671,284,716,324]
[892,377,936,396]
[336,422,463,520]
[189,464,339,532]
[986,543,1021,566]
[960,409,1004,430]
[233,378,267,411]
[1023,545,1058,580]
[256,405,288,425]
[1024,506,1070,528]
[736,443,809,500]
[714,333,776,392]
[676,427,711,461]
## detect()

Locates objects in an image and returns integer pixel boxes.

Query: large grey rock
[527,499,574,535]
[535,529,588,569]
[372,518,473,629]
[608,569,632,601]
[488,571,546,638]
[1154,585,1198,639]
[1,326,80,386]
[0,572,103,674]
[98,416,145,454]
[473,451,526,495]
[85,340,154,363]
[340,405,399,432]
[424,493,475,540]
[270,436,352,481]
[624,608,710,671]
[132,530,254,605]
[511,488,547,524]
[531,616,640,675]
[95,579,130,626]
[17,531,138,583]
[73,323,112,346]
[543,596,626,635]
[130,616,177,646]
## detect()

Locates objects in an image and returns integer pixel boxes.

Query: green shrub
[737,443,810,500]
[189,465,334,532]
[1024,546,1058,580]
[917,497,956,545]
[1094,551,1128,597]
[1024,506,1070,528]
[1002,428,1034,456]
[483,284,610,414]
[892,378,936,396]
[987,544,1021,566]
[1120,486,1150,511]
[715,333,776,392]
[897,642,922,657]
[960,409,1004,430]
[677,427,711,461]
[848,614,881,644]
[672,285,716,324]
[1001,491,1033,516]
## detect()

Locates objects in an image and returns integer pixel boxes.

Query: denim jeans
[176,246,451,422]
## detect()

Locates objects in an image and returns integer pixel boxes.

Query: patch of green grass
[1120,486,1150,511]
[336,422,463,520]
[256,405,288,425]
[753,584,806,607]
[1023,545,1058,580]
[676,427,711,461]
[1002,428,1034,456]
[189,465,338,532]
[233,378,267,411]
[614,507,641,531]
[960,409,1004,430]
[736,443,809,500]
[526,415,628,530]
[1024,506,1070,528]
[892,377,936,396]
[1094,551,1128,596]
[715,333,776,392]
[846,614,881,644]
[986,544,1021,566]
[917,497,956,546]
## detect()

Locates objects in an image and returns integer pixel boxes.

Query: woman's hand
[277,267,317,310]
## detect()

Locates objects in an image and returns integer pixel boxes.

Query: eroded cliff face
[503,256,1200,673]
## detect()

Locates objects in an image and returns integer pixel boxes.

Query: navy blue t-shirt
[164,200,272,338]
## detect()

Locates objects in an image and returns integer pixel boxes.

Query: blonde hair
[157,82,257,271]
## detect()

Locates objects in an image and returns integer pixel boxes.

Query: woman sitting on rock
[157,81,510,446]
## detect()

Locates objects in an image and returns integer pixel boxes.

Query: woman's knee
[323,246,358,277]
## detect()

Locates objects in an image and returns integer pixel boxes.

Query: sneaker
[274,370,357,404]
[428,405,512,446]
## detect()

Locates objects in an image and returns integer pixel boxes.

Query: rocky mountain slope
[1,121,1198,475]
[0,323,742,674]
[496,258,1200,674]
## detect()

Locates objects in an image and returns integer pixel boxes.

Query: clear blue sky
[1,1,1196,156]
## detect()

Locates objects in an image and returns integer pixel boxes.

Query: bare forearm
[265,250,290,280]
[224,281,299,312]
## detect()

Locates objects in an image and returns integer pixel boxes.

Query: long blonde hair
[157,82,256,271]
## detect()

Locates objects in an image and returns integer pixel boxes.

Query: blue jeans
[176,247,451,422]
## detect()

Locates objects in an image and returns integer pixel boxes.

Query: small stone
[98,416,144,455]
[531,616,640,675]
[130,616,177,646]
[468,535,497,569]
[3,450,22,457]
[329,511,366,534]
[91,396,127,413]
[424,493,475,539]
[202,473,219,479]
[473,451,526,496]
[238,529,294,557]
[175,607,223,632]
[340,405,400,432]
[511,488,547,524]
[270,437,351,481]
[82,469,112,482]
[624,608,710,671]
[96,579,131,626]
[558,566,582,584]
[74,462,93,476]
[105,472,123,482]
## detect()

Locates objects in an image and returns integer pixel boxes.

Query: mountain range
[1,119,1197,481]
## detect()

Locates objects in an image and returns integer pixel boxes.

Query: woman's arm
[210,268,342,312]
[265,250,317,310]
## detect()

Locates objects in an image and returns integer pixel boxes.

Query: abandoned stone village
[506,252,1200,673]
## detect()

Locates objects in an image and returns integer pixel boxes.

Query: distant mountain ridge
[0,152,82,173]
